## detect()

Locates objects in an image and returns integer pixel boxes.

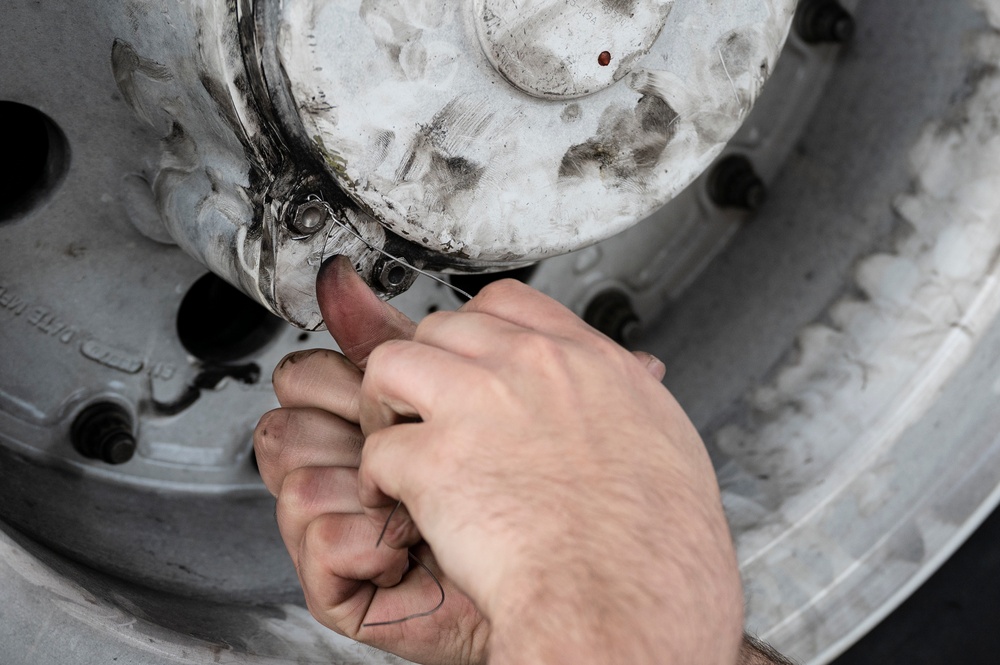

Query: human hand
[357,277,744,665]
[254,257,681,665]
[254,257,487,665]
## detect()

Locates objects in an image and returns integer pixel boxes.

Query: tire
[2,0,1000,663]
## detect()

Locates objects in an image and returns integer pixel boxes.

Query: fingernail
[645,355,666,378]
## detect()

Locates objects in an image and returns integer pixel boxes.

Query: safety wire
[361,500,447,628]
[307,195,474,301]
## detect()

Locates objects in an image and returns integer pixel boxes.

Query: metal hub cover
[277,0,795,263]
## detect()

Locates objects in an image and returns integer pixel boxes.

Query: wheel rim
[3,1,1000,663]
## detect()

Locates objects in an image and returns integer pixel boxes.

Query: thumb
[316,256,418,369]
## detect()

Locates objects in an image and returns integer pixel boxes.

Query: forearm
[739,633,796,665]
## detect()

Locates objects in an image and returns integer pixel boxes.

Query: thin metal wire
[307,195,474,301]
[361,500,447,628]
[375,499,403,548]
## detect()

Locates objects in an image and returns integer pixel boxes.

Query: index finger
[317,256,418,369]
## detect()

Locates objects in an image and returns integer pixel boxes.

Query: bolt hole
[0,101,70,222]
[386,265,407,286]
[447,264,538,301]
[297,332,310,342]
[177,274,283,363]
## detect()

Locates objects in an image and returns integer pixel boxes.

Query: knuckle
[364,339,406,372]
[474,279,522,309]
[419,309,453,329]
[414,310,458,343]
[277,467,326,520]
[301,514,336,553]
[514,330,567,365]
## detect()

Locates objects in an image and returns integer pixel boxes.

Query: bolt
[584,289,641,347]
[708,155,767,211]
[289,201,329,235]
[71,402,136,465]
[795,0,855,44]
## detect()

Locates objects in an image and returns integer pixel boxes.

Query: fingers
[273,348,363,421]
[358,424,436,550]
[359,341,464,436]
[317,256,418,369]
[254,407,364,496]
[415,309,668,380]
[461,279,589,338]
[297,512,410,631]
[276,466,364,561]
[413,310,526,359]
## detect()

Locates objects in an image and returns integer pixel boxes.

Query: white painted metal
[278,0,796,262]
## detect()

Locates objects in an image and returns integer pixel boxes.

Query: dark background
[834,506,1000,664]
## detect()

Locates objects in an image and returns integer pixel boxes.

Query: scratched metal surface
[278,0,796,262]
[91,0,795,327]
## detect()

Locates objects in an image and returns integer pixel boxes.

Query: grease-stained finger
[273,348,363,419]
[316,256,418,370]
[276,465,364,561]
[296,512,411,633]
[254,407,364,496]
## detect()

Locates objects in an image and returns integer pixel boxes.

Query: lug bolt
[796,0,855,44]
[289,201,329,235]
[584,289,641,347]
[708,155,767,211]
[71,402,137,465]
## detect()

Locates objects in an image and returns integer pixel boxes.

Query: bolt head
[290,202,328,235]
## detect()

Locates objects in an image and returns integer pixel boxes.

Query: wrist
[485,555,742,665]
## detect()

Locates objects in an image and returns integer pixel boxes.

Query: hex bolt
[795,0,855,44]
[708,155,767,212]
[71,402,137,465]
[584,289,641,347]
[289,201,329,235]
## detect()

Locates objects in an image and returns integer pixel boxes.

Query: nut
[289,201,329,235]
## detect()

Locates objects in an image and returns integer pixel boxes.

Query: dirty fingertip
[317,254,355,286]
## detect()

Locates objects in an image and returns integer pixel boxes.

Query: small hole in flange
[177,274,283,363]
[297,332,310,342]
[0,101,70,222]
[598,51,612,67]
